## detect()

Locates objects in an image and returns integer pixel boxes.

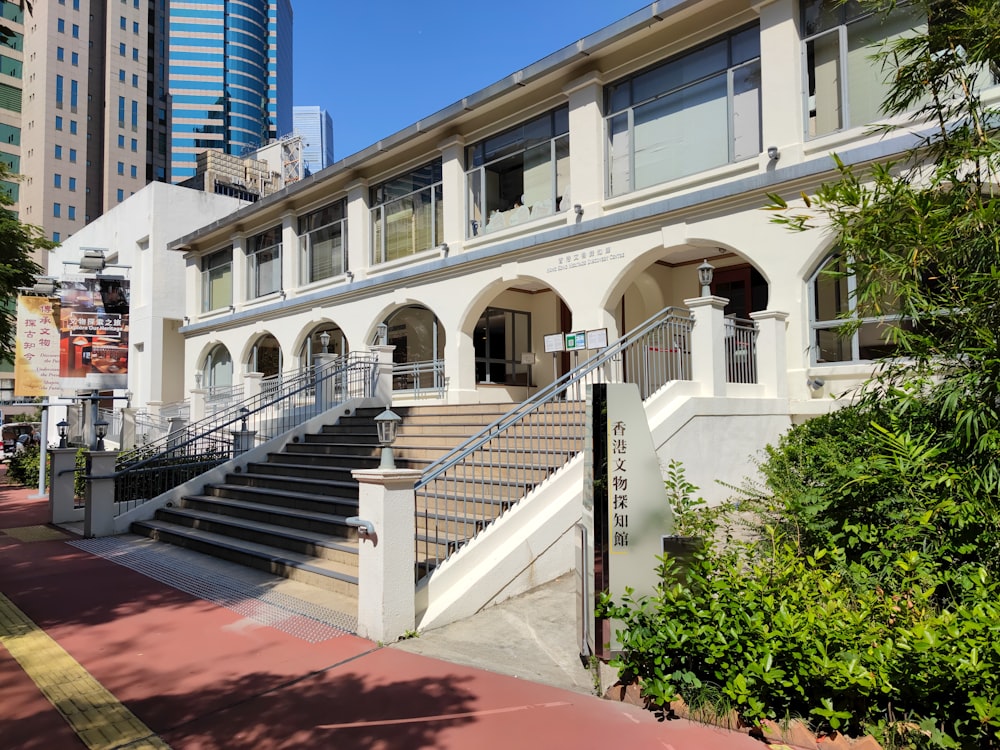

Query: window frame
[369,159,443,266]
[298,200,347,284]
[246,226,282,299]
[201,247,233,312]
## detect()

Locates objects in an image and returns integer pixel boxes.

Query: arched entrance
[383,305,445,393]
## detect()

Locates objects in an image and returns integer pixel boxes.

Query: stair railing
[110,351,379,516]
[414,306,694,576]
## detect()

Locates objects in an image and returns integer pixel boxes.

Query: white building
[48,182,247,410]
[167,0,930,496]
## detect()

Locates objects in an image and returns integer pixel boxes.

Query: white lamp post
[374,409,402,469]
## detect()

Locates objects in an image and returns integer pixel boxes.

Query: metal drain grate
[69,537,357,642]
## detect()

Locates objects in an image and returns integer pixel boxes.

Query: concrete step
[197,483,359,515]
[223,470,359,499]
[130,519,359,596]
[179,492,359,531]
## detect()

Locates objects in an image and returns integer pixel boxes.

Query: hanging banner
[14,294,62,397]
[59,276,130,391]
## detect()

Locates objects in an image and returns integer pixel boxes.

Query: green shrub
[6,445,40,487]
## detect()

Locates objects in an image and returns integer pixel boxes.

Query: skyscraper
[168,0,293,182]
[19,0,170,245]
[293,105,333,175]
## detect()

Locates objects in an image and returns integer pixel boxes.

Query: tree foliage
[0,161,54,363]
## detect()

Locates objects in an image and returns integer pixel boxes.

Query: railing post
[120,407,137,450]
[750,310,789,398]
[314,354,337,411]
[684,296,728,396]
[166,417,187,452]
[49,448,82,524]
[350,468,422,643]
[244,372,263,401]
[83,451,117,538]
[190,387,207,422]
[370,345,396,407]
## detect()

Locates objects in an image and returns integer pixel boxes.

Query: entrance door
[710,265,768,318]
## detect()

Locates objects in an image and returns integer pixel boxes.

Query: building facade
[168,0,293,182]
[166,0,932,494]
[293,105,333,175]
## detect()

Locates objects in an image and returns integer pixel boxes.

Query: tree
[0,162,54,363]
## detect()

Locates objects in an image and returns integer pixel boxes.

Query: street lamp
[94,419,108,451]
[374,408,402,469]
[320,330,331,354]
[697,260,715,296]
[239,406,250,432]
[57,420,68,449]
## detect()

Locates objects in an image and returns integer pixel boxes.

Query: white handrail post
[750,310,789,398]
[684,296,728,396]
[83,450,117,538]
[371,344,396,407]
[49,448,83,524]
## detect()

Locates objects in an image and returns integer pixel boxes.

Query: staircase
[129,403,518,608]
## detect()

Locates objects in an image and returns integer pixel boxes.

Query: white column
[243,372,263,401]
[281,210,297,293]
[345,178,369,280]
[565,72,604,219]
[370,344,395,407]
[49,448,83,524]
[351,468,422,643]
[438,134,465,251]
[230,231,247,309]
[189,388,207,422]
[684,296,728,396]
[83,451,117,538]
[750,310,789,398]
[758,0,804,166]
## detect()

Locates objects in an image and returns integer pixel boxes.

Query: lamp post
[697,260,715,296]
[320,330,331,354]
[57,419,69,448]
[239,406,250,432]
[374,409,402,469]
[94,419,108,451]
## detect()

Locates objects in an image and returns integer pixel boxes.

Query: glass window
[57,46,64,61]
[57,19,65,33]
[118,134,125,147]
[119,69,125,82]
[466,106,570,237]
[55,75,64,106]
[119,42,126,56]
[70,79,78,109]
[809,254,910,363]
[54,144,62,159]
[298,200,347,283]
[54,174,62,188]
[246,227,281,298]
[68,206,75,220]
[68,177,76,191]
[474,307,531,385]
[117,161,124,175]
[802,0,925,137]
[71,51,78,66]
[130,164,137,178]
[116,188,124,201]
[606,25,761,197]
[203,344,233,390]
[71,24,79,38]
[120,15,126,29]
[53,202,61,218]
[370,160,442,264]
[69,120,77,134]
[69,148,76,162]
[202,248,232,312]
[55,116,63,131]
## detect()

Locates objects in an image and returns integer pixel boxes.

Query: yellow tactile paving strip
[0,592,171,749]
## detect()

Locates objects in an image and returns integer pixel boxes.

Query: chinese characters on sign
[15,295,62,397]
[611,419,630,551]
[59,276,130,391]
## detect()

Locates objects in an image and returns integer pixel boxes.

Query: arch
[295,321,349,369]
[377,304,446,392]
[200,343,233,390]
[245,332,282,377]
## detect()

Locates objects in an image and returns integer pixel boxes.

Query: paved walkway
[0,477,767,750]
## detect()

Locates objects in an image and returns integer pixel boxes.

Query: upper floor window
[466,106,570,237]
[246,227,281,299]
[802,0,924,137]
[809,254,911,363]
[202,248,232,312]
[370,159,442,265]
[299,200,346,283]
[606,24,761,197]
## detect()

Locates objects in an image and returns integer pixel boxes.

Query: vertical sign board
[584,382,674,659]
[15,294,62,397]
[59,276,130,392]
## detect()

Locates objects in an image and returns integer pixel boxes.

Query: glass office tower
[169,0,292,181]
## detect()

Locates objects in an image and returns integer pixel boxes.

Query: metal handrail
[392,359,445,396]
[110,352,379,515]
[414,306,694,576]
[724,317,758,384]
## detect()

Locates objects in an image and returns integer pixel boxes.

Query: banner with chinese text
[59,276,130,391]
[14,294,61,397]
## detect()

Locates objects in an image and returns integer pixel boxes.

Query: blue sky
[290,1,647,161]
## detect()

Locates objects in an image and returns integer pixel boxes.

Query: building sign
[59,276,130,391]
[565,331,586,351]
[546,246,626,274]
[584,383,674,658]
[543,333,565,353]
[586,328,608,349]
[15,294,61,397]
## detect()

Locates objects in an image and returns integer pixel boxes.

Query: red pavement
[0,477,766,750]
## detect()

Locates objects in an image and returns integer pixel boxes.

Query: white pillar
[345,178,369,281]
[83,451,117,538]
[49,448,83,524]
[370,344,395,407]
[750,310,789,398]
[243,372,263,401]
[439,134,466,249]
[565,72,604,219]
[684,296,728,396]
[350,468,422,643]
[189,388,207,422]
